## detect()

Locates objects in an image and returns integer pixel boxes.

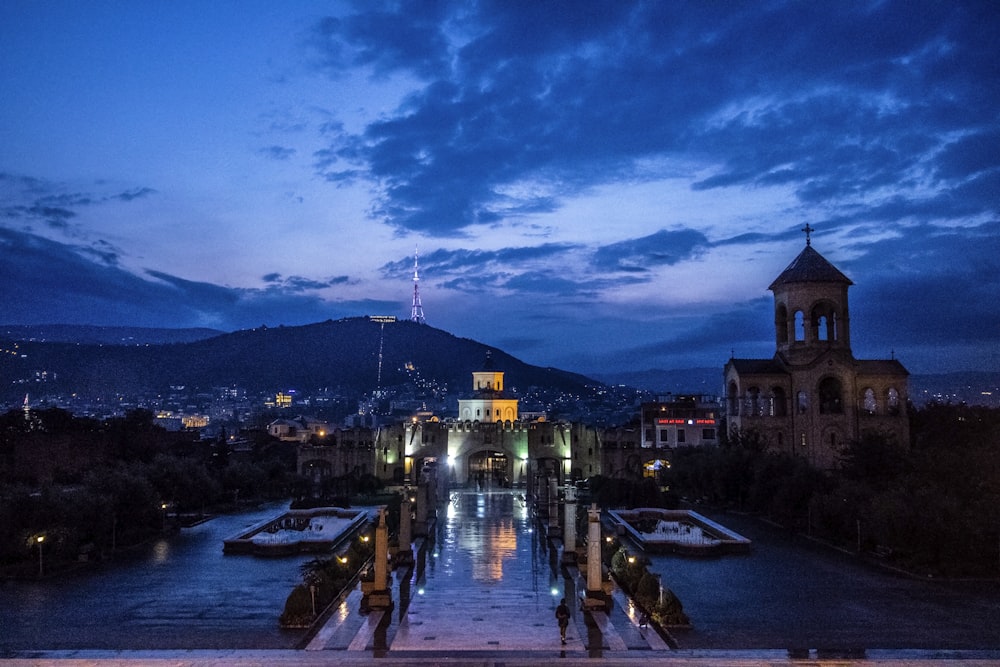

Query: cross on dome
[801,223,815,246]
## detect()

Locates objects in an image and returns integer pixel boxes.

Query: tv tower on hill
[410,247,426,324]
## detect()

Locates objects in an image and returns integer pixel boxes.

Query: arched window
[746,386,761,416]
[797,390,809,414]
[811,302,838,342]
[794,310,806,341]
[863,388,877,414]
[776,304,789,344]
[727,381,740,415]
[818,377,844,414]
[817,315,829,341]
[770,387,787,417]
[887,388,900,415]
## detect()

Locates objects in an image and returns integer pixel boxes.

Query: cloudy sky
[2,1,998,377]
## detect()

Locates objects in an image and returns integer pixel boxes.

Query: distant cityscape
[3,367,652,436]
[4,359,999,440]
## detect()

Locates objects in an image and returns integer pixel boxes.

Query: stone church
[724,231,909,469]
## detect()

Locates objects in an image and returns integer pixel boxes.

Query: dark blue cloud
[1,174,158,231]
[0,228,396,330]
[114,187,156,202]
[843,222,1000,344]
[313,3,453,79]
[380,244,580,276]
[261,273,354,291]
[310,1,1000,236]
[592,229,709,272]
[257,145,297,160]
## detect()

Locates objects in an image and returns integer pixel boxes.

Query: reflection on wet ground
[386,489,578,652]
[0,503,314,651]
[4,489,1000,661]
[303,487,663,657]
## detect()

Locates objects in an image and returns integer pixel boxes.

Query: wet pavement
[303,488,662,658]
[0,502,314,651]
[3,490,1000,665]
[658,511,1000,651]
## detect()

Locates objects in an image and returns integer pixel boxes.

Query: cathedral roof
[726,358,786,375]
[768,245,853,290]
[855,359,909,376]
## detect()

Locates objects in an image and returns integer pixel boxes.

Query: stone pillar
[561,484,577,565]
[584,503,609,611]
[396,496,413,567]
[363,507,393,611]
[536,473,547,516]
[413,484,428,537]
[548,476,559,532]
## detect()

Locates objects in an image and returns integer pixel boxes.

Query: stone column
[396,496,413,567]
[548,476,559,532]
[584,503,609,610]
[561,484,577,565]
[363,507,393,611]
[413,484,428,536]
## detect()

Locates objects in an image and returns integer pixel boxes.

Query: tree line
[0,408,303,577]
[663,402,1000,577]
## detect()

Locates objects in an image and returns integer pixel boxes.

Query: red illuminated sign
[656,418,716,425]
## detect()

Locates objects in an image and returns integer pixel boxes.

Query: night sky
[2,1,998,376]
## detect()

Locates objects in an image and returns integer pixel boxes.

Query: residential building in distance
[639,394,720,449]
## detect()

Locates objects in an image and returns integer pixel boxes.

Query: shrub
[279,584,314,627]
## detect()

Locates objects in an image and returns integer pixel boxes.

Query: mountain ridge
[3,323,998,407]
[0,319,599,402]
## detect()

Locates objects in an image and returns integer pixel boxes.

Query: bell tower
[725,224,909,469]
[769,224,853,366]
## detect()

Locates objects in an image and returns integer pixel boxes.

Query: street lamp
[35,534,45,577]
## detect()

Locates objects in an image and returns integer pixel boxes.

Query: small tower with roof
[769,223,854,365]
[458,351,518,423]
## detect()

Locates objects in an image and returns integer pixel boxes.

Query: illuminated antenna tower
[410,247,426,324]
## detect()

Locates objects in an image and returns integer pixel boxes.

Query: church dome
[768,245,853,290]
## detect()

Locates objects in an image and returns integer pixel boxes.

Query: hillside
[0,318,599,401]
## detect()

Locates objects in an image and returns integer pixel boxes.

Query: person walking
[555,597,571,644]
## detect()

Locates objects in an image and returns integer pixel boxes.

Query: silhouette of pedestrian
[555,597,571,644]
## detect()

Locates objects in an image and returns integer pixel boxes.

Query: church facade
[724,234,909,469]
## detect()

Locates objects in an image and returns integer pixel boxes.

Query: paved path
[299,488,665,658]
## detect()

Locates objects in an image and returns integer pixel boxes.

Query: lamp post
[35,534,45,577]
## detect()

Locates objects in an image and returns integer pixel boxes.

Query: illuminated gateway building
[299,352,605,491]
[724,232,909,469]
[381,353,601,489]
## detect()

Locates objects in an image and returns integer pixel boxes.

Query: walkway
[301,488,665,659]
